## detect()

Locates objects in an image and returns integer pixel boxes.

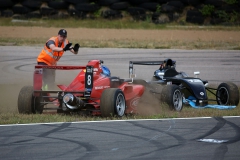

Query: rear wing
[129,61,163,78]
[33,65,93,96]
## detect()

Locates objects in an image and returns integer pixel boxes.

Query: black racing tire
[100,88,126,117]
[26,10,41,18]
[139,2,158,12]
[75,3,100,12]
[32,95,44,114]
[12,4,32,14]
[161,85,183,111]
[181,0,200,6]
[12,14,26,19]
[18,86,33,114]
[127,7,145,15]
[161,4,177,13]
[64,0,88,5]
[68,9,87,18]
[216,82,239,106]
[167,1,184,10]
[48,0,68,10]
[22,0,42,9]
[186,16,205,24]
[129,0,151,5]
[218,5,239,13]
[110,2,129,10]
[18,86,44,114]
[102,9,122,19]
[40,6,57,16]
[1,9,14,17]
[204,0,224,8]
[0,0,14,8]
[186,10,205,24]
[210,17,224,25]
[98,0,120,6]
[156,0,168,4]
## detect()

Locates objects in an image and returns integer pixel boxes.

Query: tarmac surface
[1,117,240,159]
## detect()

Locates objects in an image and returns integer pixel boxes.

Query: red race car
[18,60,145,117]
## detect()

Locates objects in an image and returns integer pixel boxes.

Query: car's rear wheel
[18,86,43,114]
[100,88,126,117]
[161,85,183,111]
[32,96,44,114]
[216,82,239,106]
[18,86,33,114]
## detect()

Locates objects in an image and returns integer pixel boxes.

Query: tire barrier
[75,3,100,12]
[48,0,68,10]
[0,0,14,8]
[22,0,42,9]
[110,2,129,10]
[138,2,159,12]
[0,0,240,25]
[102,9,122,19]
[186,9,205,24]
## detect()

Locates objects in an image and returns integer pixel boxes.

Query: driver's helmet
[101,65,111,76]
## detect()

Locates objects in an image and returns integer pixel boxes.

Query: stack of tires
[0,0,240,25]
[186,0,240,25]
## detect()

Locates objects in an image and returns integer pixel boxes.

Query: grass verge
[1,37,240,49]
[0,104,239,125]
[0,86,239,125]
[1,17,240,31]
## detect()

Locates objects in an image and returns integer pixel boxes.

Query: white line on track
[1,116,240,127]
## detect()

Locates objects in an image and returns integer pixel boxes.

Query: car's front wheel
[100,88,126,117]
[161,85,183,111]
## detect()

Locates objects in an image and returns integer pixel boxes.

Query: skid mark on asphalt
[195,117,240,159]
[195,117,226,140]
[126,120,189,159]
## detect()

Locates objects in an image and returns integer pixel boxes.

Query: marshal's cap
[58,29,67,37]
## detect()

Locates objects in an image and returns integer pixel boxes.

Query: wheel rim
[115,93,125,116]
[217,87,229,105]
[173,90,182,111]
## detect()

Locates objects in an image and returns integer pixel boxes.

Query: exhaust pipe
[63,93,84,110]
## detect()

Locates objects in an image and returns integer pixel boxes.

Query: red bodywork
[33,60,145,115]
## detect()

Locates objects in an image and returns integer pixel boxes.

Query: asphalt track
[0,47,240,85]
[1,117,240,159]
[0,47,240,159]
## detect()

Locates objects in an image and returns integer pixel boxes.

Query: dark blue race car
[129,59,239,111]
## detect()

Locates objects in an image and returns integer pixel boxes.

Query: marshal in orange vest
[37,36,69,66]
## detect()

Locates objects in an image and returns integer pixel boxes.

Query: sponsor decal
[35,69,43,74]
[111,79,119,81]
[188,79,202,83]
[93,68,98,72]
[130,97,140,107]
[87,67,93,73]
[94,86,110,90]
[85,88,92,92]
[37,66,85,70]
[167,81,172,85]
[200,92,204,96]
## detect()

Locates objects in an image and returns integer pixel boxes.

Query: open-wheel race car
[18,60,145,117]
[129,58,239,111]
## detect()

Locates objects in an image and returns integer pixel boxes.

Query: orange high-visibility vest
[37,36,69,66]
